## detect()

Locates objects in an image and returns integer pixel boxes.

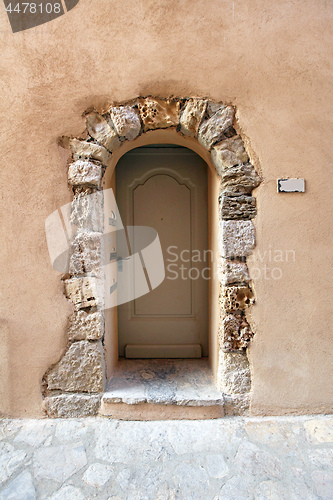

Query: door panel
[116,146,208,358]
[133,174,192,316]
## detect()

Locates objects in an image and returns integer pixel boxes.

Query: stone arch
[42,97,261,418]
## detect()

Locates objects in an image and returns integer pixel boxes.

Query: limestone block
[86,111,121,152]
[109,106,141,141]
[224,394,250,416]
[59,137,111,165]
[69,231,103,278]
[71,189,103,233]
[304,419,333,444]
[211,136,249,174]
[221,163,261,195]
[179,98,207,136]
[219,220,255,258]
[220,284,255,312]
[72,186,95,197]
[68,310,104,341]
[218,259,250,285]
[50,486,85,500]
[206,101,225,117]
[218,313,254,352]
[312,471,333,499]
[46,340,105,393]
[0,471,36,500]
[82,463,113,488]
[220,194,257,220]
[308,449,333,468]
[234,443,282,478]
[137,97,180,131]
[14,422,51,447]
[198,106,235,150]
[33,444,87,482]
[217,351,251,394]
[43,394,102,418]
[68,160,104,188]
[0,443,27,485]
[64,277,104,309]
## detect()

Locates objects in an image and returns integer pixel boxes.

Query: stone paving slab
[0,415,332,499]
[103,359,224,406]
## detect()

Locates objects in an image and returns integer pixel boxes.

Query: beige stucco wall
[0,0,332,417]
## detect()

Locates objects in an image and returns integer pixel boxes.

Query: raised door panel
[133,174,192,316]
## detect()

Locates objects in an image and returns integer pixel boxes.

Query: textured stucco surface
[0,0,332,416]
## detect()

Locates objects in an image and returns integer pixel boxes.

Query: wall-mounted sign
[277,179,305,193]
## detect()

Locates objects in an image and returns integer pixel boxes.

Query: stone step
[100,358,235,420]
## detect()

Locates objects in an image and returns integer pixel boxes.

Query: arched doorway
[43,97,261,418]
[115,144,209,359]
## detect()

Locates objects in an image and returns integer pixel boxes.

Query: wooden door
[116,146,208,358]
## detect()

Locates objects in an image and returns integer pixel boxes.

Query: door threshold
[100,358,229,420]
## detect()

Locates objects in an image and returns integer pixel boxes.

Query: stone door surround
[42,97,262,418]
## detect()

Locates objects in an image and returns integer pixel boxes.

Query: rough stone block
[46,340,105,393]
[86,111,121,152]
[33,444,87,482]
[304,419,333,444]
[218,313,254,352]
[218,259,250,285]
[0,471,36,500]
[206,100,225,117]
[221,163,261,195]
[219,220,255,258]
[211,136,249,174]
[64,277,104,309]
[198,106,234,150]
[179,98,207,137]
[220,284,255,312]
[68,160,104,188]
[50,485,85,499]
[217,351,251,394]
[220,194,257,220]
[109,106,141,141]
[71,189,104,233]
[224,394,250,416]
[0,444,26,484]
[68,310,104,341]
[82,463,113,488]
[59,137,111,165]
[72,186,95,197]
[137,97,180,131]
[312,471,333,499]
[43,394,102,418]
[69,231,103,278]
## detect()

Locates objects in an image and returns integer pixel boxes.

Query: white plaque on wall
[277,179,305,193]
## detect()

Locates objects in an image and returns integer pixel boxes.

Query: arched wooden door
[116,145,209,358]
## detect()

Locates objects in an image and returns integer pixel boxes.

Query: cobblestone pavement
[0,415,332,499]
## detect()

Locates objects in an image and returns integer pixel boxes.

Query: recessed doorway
[115,145,209,359]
